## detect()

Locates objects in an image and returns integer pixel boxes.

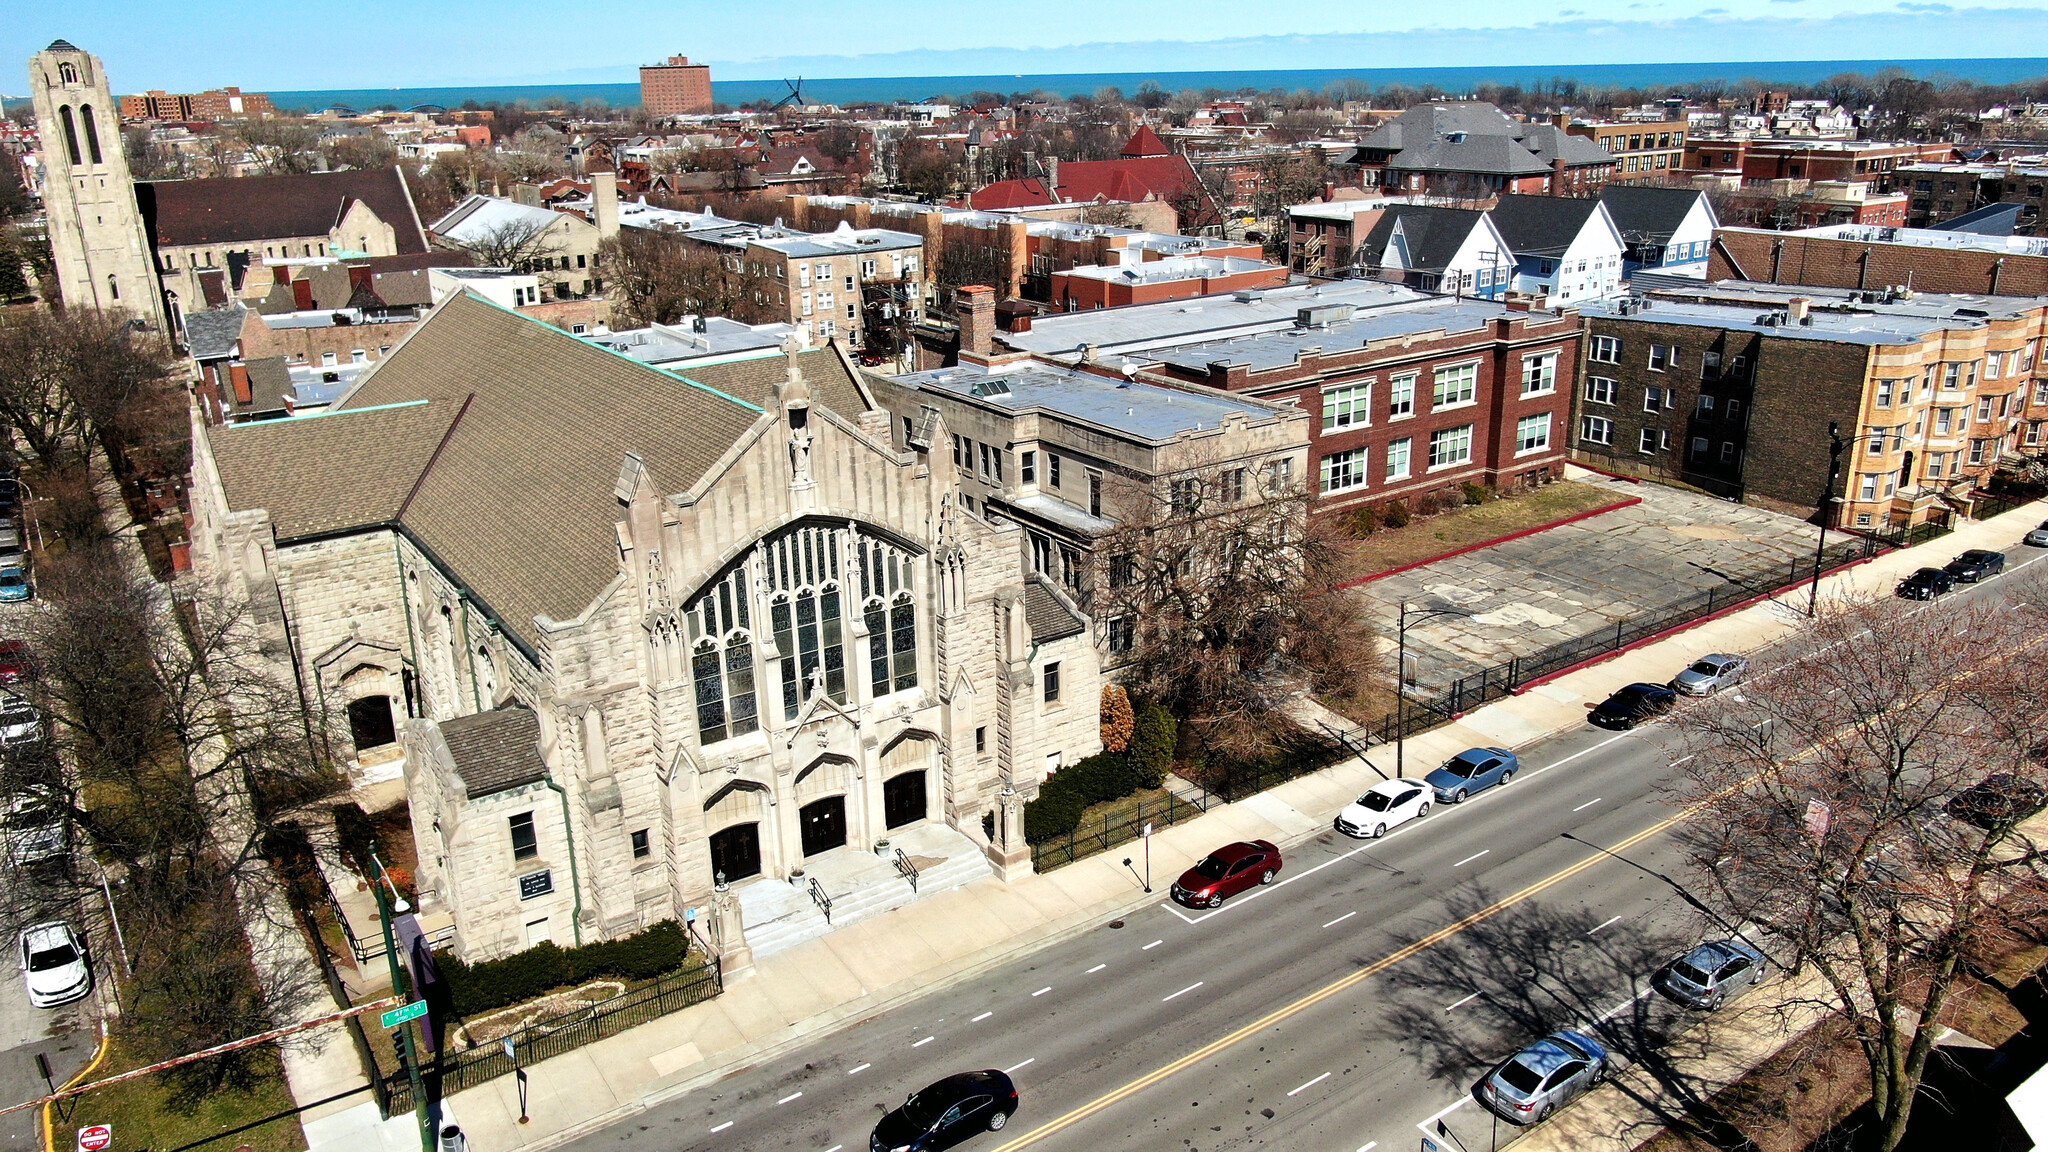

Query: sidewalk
[447,498,2048,1152]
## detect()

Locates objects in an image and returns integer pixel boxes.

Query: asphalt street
[558,546,2048,1152]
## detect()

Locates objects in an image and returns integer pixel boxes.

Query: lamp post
[370,881,434,1152]
[1806,421,1848,618]
[1396,601,1474,779]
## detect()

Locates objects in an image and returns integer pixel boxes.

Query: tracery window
[689,566,757,745]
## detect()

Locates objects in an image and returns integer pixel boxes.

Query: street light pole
[371,883,434,1152]
[1396,601,1474,779]
[1807,421,1847,618]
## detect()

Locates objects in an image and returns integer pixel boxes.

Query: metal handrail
[892,847,919,893]
[807,876,832,923]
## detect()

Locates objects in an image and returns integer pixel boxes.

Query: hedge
[1023,697,1178,845]
[436,919,692,1018]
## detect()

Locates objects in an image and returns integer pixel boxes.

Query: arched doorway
[799,798,847,857]
[883,771,927,829]
[346,695,396,751]
[709,823,761,882]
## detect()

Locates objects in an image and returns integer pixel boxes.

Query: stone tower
[27,41,165,329]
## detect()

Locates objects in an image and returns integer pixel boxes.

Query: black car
[872,1070,1019,1152]
[1589,683,1677,730]
[1944,550,2007,583]
[1896,567,1955,600]
[1946,774,2046,831]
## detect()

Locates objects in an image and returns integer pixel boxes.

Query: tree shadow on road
[1369,886,1783,1150]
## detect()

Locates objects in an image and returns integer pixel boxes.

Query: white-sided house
[429,194,606,301]
[1488,194,1626,304]
[186,290,1108,963]
[1599,185,1720,279]
[1352,205,1517,299]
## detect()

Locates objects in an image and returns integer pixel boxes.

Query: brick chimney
[957,285,996,361]
[229,364,253,406]
[1551,157,1567,195]
[593,169,619,241]
[1045,156,1060,201]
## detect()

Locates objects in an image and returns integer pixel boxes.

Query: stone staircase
[733,822,995,960]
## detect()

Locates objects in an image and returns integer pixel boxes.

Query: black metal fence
[1205,533,1895,802]
[382,955,723,1115]
[1029,788,1209,871]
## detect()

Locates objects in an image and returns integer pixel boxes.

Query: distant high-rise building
[639,55,713,117]
[119,86,276,122]
[27,40,166,329]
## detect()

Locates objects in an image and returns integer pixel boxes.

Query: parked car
[1944,549,2007,582]
[1589,683,1678,730]
[1652,938,1767,1010]
[2024,520,2048,548]
[1946,774,2048,831]
[1335,778,1432,838]
[18,922,90,1009]
[0,640,33,685]
[1426,747,1519,805]
[0,566,30,603]
[870,1070,1018,1152]
[0,696,41,747]
[1170,840,1282,908]
[0,523,23,560]
[2,797,65,867]
[1671,653,1748,697]
[1476,1030,1610,1125]
[1895,567,1954,601]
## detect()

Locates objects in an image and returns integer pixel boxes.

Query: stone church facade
[188,291,1100,960]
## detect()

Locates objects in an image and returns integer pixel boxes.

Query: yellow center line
[987,812,1686,1152]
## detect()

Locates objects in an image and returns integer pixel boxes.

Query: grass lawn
[1336,480,1627,580]
[64,1036,306,1152]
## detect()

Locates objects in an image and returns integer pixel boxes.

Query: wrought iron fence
[382,954,723,1115]
[1029,788,1209,871]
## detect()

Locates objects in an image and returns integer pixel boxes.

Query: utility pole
[1807,421,1848,617]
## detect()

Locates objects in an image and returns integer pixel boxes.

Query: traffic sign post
[381,1000,429,1029]
[77,1125,112,1152]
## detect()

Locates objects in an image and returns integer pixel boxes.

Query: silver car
[1671,653,1747,696]
[1653,938,1766,1010]
[1477,1030,1609,1125]
[2025,519,2048,548]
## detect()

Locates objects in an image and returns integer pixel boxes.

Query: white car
[0,696,40,747]
[19,922,90,1008]
[1334,778,1434,839]
[3,797,64,867]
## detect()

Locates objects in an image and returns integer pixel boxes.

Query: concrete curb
[1342,495,1644,588]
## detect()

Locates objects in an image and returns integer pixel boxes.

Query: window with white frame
[1719,442,1736,463]
[1643,386,1666,412]
[1987,351,2005,378]
[1432,363,1477,409]
[1321,382,1372,430]
[1585,376,1617,404]
[1385,437,1411,480]
[1858,473,1879,500]
[1520,353,1557,396]
[1581,416,1614,445]
[1648,344,1674,371]
[1428,424,1473,468]
[1516,413,1551,454]
[1875,378,1894,407]
[1638,428,1662,453]
[1388,373,1417,416]
[1691,437,1709,458]
[1590,335,1620,363]
[1320,447,1369,493]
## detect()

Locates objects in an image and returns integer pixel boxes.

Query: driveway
[1356,477,1823,688]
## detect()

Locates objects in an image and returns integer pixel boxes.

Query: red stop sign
[76,1126,112,1152]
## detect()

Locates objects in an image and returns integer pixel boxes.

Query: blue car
[1426,746,1520,804]
[0,567,30,603]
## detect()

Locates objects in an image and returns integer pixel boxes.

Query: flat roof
[581,318,797,363]
[1058,255,1278,285]
[1775,223,2048,258]
[999,280,1486,357]
[897,358,1284,443]
[1582,279,2048,344]
[1144,297,1530,374]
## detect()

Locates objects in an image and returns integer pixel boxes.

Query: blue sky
[7,0,2048,92]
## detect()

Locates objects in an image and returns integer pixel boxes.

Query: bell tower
[27,41,166,329]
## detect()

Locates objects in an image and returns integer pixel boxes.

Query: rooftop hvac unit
[1296,304,1355,328]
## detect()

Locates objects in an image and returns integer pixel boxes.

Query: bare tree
[441,214,563,271]
[1672,595,2048,1152]
[1093,460,1381,755]
[598,229,760,327]
[933,235,1012,310]
[230,118,324,176]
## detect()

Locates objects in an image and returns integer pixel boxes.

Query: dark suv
[1896,567,1954,600]
[872,1070,1018,1152]
[1944,550,2006,582]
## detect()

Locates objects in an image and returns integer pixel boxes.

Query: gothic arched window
[859,536,918,697]
[763,524,846,718]
[79,105,102,164]
[57,106,80,166]
[58,62,79,85]
[689,566,757,746]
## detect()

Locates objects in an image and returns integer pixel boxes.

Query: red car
[1171,839,1282,908]
[0,641,32,685]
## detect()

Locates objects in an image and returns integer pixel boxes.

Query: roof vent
[1296,304,1354,328]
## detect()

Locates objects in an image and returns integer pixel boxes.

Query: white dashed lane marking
[1162,982,1204,1002]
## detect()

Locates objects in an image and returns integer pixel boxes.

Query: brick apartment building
[1561,114,1688,182]
[119,86,275,121]
[1897,160,2048,233]
[1681,139,1951,191]
[995,280,1581,513]
[1709,224,2048,296]
[639,54,714,117]
[1573,281,2048,528]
